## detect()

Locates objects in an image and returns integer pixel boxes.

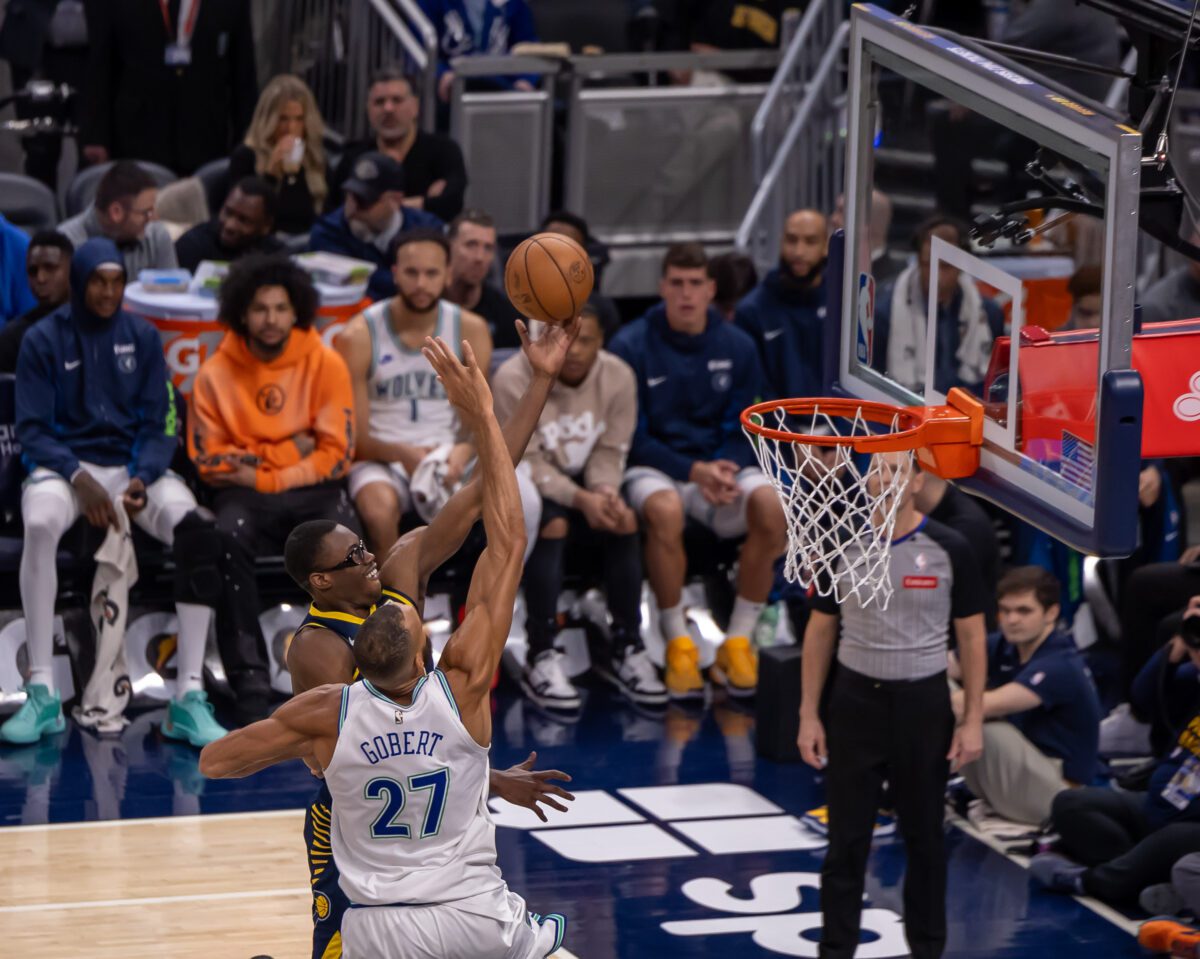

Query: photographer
[1031,595,1200,906]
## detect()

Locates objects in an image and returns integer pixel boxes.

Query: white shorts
[623,464,771,539]
[341,889,565,959]
[348,460,414,512]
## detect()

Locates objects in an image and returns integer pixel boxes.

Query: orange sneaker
[713,636,758,697]
[665,636,705,700]
[1139,918,1200,956]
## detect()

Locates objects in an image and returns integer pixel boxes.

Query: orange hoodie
[189,327,355,494]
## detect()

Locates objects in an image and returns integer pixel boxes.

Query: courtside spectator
[228,75,329,236]
[1142,231,1200,324]
[494,302,668,710]
[445,210,519,349]
[331,68,468,221]
[735,208,829,399]
[708,251,758,322]
[175,177,285,272]
[80,0,257,174]
[609,242,786,699]
[1130,609,1200,758]
[951,567,1101,825]
[420,0,538,102]
[188,255,358,721]
[0,231,72,372]
[873,215,1003,395]
[1067,264,1103,330]
[1,237,224,747]
[309,151,443,301]
[0,213,36,325]
[335,230,492,554]
[830,190,906,286]
[59,161,178,274]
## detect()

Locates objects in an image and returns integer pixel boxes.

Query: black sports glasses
[315,540,368,573]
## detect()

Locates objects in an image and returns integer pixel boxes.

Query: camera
[1181,612,1200,650]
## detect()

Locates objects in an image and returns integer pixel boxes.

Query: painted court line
[0,807,305,833]
[0,886,310,913]
[948,812,1139,937]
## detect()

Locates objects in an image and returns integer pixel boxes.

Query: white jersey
[364,298,462,447]
[325,670,504,911]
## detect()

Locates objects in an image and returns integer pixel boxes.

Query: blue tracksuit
[608,304,765,482]
[735,267,828,400]
[15,237,178,484]
[419,0,539,89]
[1,213,35,325]
[308,207,445,301]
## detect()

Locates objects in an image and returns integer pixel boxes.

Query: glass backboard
[835,4,1145,555]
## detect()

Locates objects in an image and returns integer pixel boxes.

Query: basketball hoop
[741,388,984,608]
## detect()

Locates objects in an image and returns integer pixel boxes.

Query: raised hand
[517,316,582,381]
[423,336,493,426]
[490,751,575,822]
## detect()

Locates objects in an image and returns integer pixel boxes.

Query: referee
[798,453,986,959]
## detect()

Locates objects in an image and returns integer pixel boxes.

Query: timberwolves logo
[147,632,178,680]
[256,384,286,415]
[117,354,137,374]
[313,891,332,921]
[354,158,378,181]
[711,371,732,392]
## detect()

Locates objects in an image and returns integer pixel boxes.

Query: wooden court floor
[0,809,577,958]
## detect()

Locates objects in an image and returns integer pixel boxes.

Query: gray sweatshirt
[58,206,178,278]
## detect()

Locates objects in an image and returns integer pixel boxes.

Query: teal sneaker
[161,690,227,748]
[0,684,65,744]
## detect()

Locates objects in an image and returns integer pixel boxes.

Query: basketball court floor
[0,677,1144,959]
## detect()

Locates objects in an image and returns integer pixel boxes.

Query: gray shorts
[623,465,771,539]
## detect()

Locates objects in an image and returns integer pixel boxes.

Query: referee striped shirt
[812,517,986,681]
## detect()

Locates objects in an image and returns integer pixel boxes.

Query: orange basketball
[504,233,594,325]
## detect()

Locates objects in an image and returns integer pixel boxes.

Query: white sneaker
[521,650,582,711]
[1099,703,1152,757]
[609,646,669,706]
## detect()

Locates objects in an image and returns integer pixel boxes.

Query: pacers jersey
[325,671,502,911]
[364,298,461,448]
[295,587,418,649]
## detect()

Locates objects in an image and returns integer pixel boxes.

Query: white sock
[727,596,765,640]
[659,604,688,641]
[174,603,212,695]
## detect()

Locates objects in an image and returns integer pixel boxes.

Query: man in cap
[310,151,444,300]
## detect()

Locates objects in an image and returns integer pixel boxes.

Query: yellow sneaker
[665,636,705,700]
[713,636,758,697]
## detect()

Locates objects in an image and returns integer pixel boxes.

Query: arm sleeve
[609,333,695,481]
[14,332,80,480]
[423,138,468,222]
[1013,656,1068,708]
[583,358,636,491]
[81,0,113,149]
[256,352,355,493]
[714,339,763,468]
[187,367,242,474]
[945,532,988,619]
[131,333,179,485]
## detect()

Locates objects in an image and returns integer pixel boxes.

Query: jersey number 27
[365,767,450,839]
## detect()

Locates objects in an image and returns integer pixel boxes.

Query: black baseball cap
[342,152,405,206]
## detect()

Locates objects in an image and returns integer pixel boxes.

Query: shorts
[348,461,413,513]
[623,465,771,539]
[306,782,351,959]
[341,889,565,959]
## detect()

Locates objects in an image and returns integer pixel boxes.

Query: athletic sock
[726,596,765,640]
[660,604,688,641]
[174,602,211,694]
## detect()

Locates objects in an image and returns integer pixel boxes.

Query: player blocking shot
[201,337,566,959]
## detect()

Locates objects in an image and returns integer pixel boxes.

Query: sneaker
[521,650,582,711]
[1141,883,1187,918]
[712,636,758,697]
[608,646,669,706]
[665,636,705,700]
[0,684,65,744]
[1099,703,1152,757]
[1139,918,1200,956]
[1029,852,1086,894]
[161,690,228,748]
[802,805,895,837]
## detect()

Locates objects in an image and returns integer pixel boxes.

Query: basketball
[504,233,595,325]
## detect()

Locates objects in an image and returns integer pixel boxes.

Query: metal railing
[257,0,437,139]
[737,19,850,274]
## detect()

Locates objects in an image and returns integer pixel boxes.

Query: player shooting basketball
[281,315,580,958]
[202,335,565,958]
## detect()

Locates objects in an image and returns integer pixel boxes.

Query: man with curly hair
[189,254,359,721]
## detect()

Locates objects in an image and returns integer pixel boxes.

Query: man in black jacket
[175,177,285,272]
[80,0,257,175]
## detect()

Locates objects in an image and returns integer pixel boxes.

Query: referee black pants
[820,667,954,959]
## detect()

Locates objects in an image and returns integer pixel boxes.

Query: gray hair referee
[798,452,986,959]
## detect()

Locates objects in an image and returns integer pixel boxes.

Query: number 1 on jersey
[366,766,450,840]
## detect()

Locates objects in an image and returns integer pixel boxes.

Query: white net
[744,403,915,610]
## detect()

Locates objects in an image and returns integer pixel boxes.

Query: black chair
[194,157,231,216]
[64,160,178,218]
[0,173,59,234]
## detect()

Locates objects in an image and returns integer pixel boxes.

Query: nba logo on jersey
[856,273,875,366]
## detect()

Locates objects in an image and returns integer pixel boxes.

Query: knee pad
[172,508,225,606]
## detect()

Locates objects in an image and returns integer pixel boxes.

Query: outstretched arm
[200,685,342,778]
[422,336,527,747]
